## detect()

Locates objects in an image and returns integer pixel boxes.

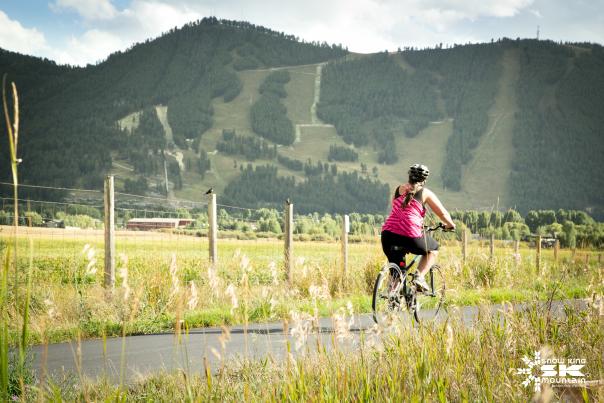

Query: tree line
[451,208,603,247]
[216,129,278,160]
[317,52,441,164]
[250,71,295,145]
[328,144,358,162]
[2,198,603,246]
[223,164,390,214]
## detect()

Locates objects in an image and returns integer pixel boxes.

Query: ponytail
[402,182,423,208]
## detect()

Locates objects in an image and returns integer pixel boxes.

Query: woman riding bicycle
[381,164,455,291]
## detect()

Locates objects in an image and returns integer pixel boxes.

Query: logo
[514,351,587,392]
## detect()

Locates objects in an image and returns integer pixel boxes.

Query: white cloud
[418,0,534,19]
[54,29,126,65]
[48,0,536,57]
[52,0,118,20]
[8,0,601,66]
[0,10,48,55]
[47,0,203,65]
[120,1,202,34]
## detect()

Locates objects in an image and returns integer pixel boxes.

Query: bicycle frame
[401,254,421,273]
[400,255,437,297]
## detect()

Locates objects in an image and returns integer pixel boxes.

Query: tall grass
[2,74,32,400]
[2,233,601,345]
[43,298,603,401]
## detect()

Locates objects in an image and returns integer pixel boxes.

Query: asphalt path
[29,299,587,383]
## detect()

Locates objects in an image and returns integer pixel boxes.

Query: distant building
[126,218,194,230]
[527,236,557,248]
[42,219,65,228]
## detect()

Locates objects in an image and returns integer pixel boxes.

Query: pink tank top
[381,191,426,238]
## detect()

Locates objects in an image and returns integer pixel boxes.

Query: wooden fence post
[462,229,468,265]
[284,201,293,283]
[341,214,349,278]
[208,192,217,264]
[489,233,495,259]
[554,239,559,263]
[536,235,542,272]
[104,175,115,288]
[572,248,577,263]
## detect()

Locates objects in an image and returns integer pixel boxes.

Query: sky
[0,0,603,66]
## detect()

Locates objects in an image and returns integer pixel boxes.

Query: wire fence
[0,178,388,289]
[4,178,591,290]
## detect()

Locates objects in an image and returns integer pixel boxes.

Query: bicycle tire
[405,264,446,323]
[372,263,404,324]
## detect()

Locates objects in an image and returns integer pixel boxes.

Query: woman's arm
[423,188,456,229]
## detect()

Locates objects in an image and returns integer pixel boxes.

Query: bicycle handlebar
[423,223,455,232]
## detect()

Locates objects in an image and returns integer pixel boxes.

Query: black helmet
[408,163,430,182]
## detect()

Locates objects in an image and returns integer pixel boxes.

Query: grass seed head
[289,310,313,351]
[225,284,239,314]
[188,281,199,311]
[169,253,179,299]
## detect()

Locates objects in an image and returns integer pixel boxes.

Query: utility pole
[104,175,115,289]
[163,158,169,196]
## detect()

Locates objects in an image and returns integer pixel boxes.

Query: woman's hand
[423,188,455,229]
[444,222,456,231]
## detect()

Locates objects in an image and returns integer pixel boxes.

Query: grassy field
[1,227,602,346]
[1,226,602,401]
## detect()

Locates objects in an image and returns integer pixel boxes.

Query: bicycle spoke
[414,264,446,323]
[372,263,405,324]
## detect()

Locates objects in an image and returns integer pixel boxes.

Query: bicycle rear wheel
[372,263,404,324]
[410,264,446,323]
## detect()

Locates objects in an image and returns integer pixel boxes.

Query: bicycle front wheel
[413,264,446,323]
[372,263,404,324]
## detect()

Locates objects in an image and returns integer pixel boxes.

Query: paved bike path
[30,300,586,383]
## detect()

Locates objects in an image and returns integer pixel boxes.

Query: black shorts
[381,230,439,265]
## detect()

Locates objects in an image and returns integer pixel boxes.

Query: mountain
[0,19,603,216]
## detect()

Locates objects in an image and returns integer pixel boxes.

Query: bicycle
[372,223,450,324]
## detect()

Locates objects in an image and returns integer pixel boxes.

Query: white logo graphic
[514,351,586,392]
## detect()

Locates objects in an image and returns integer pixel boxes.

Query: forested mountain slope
[315,39,604,214]
[0,23,602,215]
[0,18,346,196]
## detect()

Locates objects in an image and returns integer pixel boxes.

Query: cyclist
[381,163,455,291]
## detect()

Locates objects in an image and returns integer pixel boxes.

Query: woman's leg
[417,250,438,277]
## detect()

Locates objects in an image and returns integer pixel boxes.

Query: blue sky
[1,0,603,66]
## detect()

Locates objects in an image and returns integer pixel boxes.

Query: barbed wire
[0,197,103,209]
[114,191,207,206]
[0,181,211,207]
[215,202,262,212]
[219,217,265,225]
[0,181,102,194]
[114,206,202,216]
